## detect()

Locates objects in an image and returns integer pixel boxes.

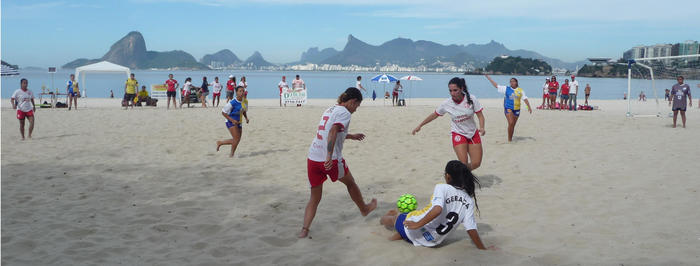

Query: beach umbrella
[370,74,398,105]
[400,75,423,105]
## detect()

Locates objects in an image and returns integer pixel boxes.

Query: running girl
[299,87,377,238]
[216,86,249,157]
[412,78,485,170]
[485,75,532,142]
[380,160,494,249]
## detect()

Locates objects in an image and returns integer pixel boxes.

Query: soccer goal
[625,54,700,117]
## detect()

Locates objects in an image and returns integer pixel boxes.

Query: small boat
[1,64,19,76]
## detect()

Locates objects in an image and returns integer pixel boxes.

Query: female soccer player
[484,75,532,142]
[299,87,377,238]
[412,78,485,170]
[216,86,249,157]
[380,160,495,249]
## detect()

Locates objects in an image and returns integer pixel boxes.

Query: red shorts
[452,130,481,146]
[16,110,34,120]
[213,92,220,97]
[307,158,349,188]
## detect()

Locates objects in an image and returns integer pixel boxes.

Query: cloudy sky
[2,0,699,67]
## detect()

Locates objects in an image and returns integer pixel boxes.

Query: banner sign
[283,88,307,105]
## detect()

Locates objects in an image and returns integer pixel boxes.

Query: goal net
[626,55,700,117]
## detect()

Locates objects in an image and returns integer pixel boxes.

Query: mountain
[2,60,19,69]
[316,35,584,70]
[63,31,209,69]
[298,47,339,64]
[201,49,241,67]
[485,56,552,75]
[244,51,274,67]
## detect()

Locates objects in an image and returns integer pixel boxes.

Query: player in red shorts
[299,87,377,238]
[11,78,36,140]
[412,77,486,170]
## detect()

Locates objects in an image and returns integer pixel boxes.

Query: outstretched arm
[404,206,442,230]
[484,75,498,88]
[412,112,440,135]
[467,229,487,250]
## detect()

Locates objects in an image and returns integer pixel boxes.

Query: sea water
[2,69,696,101]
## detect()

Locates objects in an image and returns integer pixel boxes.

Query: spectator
[124,73,138,109]
[165,74,179,109]
[292,75,305,107]
[212,76,223,107]
[392,80,403,106]
[200,76,209,108]
[11,78,36,140]
[569,75,579,111]
[560,79,570,111]
[278,76,289,107]
[66,74,79,110]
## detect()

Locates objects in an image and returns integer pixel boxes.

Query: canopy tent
[75,61,131,97]
[370,74,398,105]
[400,75,423,105]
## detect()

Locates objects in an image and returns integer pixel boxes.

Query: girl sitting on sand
[380,160,495,249]
[216,86,249,157]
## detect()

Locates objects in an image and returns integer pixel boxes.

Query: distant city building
[624,41,698,61]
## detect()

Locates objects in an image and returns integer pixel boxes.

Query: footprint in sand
[65,228,97,239]
[188,224,222,237]
[259,236,295,247]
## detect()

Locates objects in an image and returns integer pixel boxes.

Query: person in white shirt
[380,160,495,250]
[568,75,579,111]
[412,78,486,170]
[179,77,199,109]
[356,76,366,93]
[299,87,377,238]
[542,78,550,109]
[211,76,223,107]
[292,74,305,107]
[239,76,249,111]
[278,76,289,107]
[11,78,36,140]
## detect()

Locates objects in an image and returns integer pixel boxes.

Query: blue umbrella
[370,74,398,83]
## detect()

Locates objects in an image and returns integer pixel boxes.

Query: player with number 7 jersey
[299,87,377,238]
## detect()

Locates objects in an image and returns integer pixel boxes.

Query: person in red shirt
[560,79,570,111]
[164,74,179,109]
[226,75,236,101]
[548,76,559,109]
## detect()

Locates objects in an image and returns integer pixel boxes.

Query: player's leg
[339,170,377,216]
[27,115,34,139]
[466,142,483,170]
[18,117,25,140]
[505,110,515,142]
[229,126,242,157]
[299,184,323,238]
[672,110,678,128]
[380,210,398,228]
[680,110,686,128]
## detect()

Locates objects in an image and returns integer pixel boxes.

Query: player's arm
[467,229,488,250]
[31,97,36,112]
[412,112,440,135]
[404,205,442,230]
[484,75,499,89]
[221,112,239,124]
[242,109,249,123]
[11,97,17,109]
[324,124,341,169]
[476,111,486,136]
[688,90,692,107]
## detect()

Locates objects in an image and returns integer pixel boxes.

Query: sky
[2,0,699,67]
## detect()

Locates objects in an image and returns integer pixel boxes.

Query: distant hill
[485,56,552,75]
[243,51,274,67]
[298,47,339,64]
[201,49,241,67]
[63,31,209,70]
[311,35,584,70]
[2,60,19,69]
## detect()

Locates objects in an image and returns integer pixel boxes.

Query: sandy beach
[2,97,699,265]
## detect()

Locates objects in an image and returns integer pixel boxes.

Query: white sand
[2,97,699,265]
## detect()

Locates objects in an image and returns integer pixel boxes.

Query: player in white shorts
[380,160,495,249]
[299,87,377,238]
[412,77,486,170]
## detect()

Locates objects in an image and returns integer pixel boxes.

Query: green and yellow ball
[397,194,417,213]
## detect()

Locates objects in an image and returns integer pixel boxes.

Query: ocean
[2,69,697,101]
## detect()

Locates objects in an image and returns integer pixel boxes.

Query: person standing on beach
[216,86,249,157]
[292,74,305,107]
[299,87,377,238]
[584,84,591,105]
[392,80,403,106]
[180,77,198,108]
[485,75,531,142]
[548,76,559,109]
[278,76,289,107]
[165,74,179,109]
[239,76,248,111]
[412,78,485,170]
[669,76,692,128]
[212,76,223,107]
[542,78,550,109]
[66,74,79,110]
[569,75,579,111]
[200,77,209,108]
[124,73,138,109]
[560,79,570,111]
[356,76,366,93]
[11,78,36,140]
[226,75,236,101]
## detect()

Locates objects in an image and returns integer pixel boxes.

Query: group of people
[541,75,591,111]
[277,75,306,107]
[163,74,248,109]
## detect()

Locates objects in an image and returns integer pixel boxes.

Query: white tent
[75,61,131,97]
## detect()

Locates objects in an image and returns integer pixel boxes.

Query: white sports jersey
[12,89,34,112]
[435,95,483,138]
[404,184,477,247]
[212,81,223,93]
[569,80,579,94]
[308,105,351,162]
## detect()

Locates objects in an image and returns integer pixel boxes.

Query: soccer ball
[397,194,417,213]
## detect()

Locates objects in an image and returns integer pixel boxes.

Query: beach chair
[150,84,167,100]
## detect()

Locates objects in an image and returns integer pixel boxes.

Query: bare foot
[216,141,222,151]
[229,152,235,158]
[298,227,309,238]
[672,125,677,128]
[361,198,378,216]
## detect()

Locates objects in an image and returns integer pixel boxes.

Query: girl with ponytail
[412,77,486,170]
[379,160,494,249]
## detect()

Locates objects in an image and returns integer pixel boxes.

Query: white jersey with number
[404,183,477,247]
[435,95,483,138]
[12,89,35,112]
[308,105,351,162]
